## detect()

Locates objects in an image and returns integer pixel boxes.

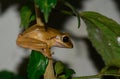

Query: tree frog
[16,24,73,58]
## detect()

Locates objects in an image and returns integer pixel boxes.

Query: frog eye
[63,36,69,42]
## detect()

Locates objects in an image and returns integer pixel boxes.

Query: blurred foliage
[0,71,27,79]
[20,0,80,29]
[80,11,120,69]
[79,11,120,78]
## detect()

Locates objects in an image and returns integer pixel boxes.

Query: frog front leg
[16,35,51,58]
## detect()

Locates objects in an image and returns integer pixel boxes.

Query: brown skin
[16,24,73,58]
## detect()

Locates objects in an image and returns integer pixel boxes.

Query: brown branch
[44,59,56,79]
[34,1,44,26]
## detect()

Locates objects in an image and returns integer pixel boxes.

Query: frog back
[21,24,62,41]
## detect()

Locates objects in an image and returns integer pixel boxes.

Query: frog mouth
[55,42,66,48]
[54,42,66,48]
[54,42,73,48]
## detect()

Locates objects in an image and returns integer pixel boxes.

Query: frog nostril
[63,36,69,42]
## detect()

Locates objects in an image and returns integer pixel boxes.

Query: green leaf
[30,15,36,22]
[0,71,14,79]
[27,50,48,79]
[20,5,35,29]
[58,75,67,79]
[65,68,75,79]
[35,0,57,23]
[103,68,120,76]
[100,66,120,76]
[0,70,27,79]
[54,61,65,76]
[80,11,120,70]
[54,61,75,79]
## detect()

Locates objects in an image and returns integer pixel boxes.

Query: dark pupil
[63,36,69,42]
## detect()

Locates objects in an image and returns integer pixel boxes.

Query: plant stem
[44,59,56,79]
[73,73,120,79]
[72,75,101,79]
[34,1,44,26]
